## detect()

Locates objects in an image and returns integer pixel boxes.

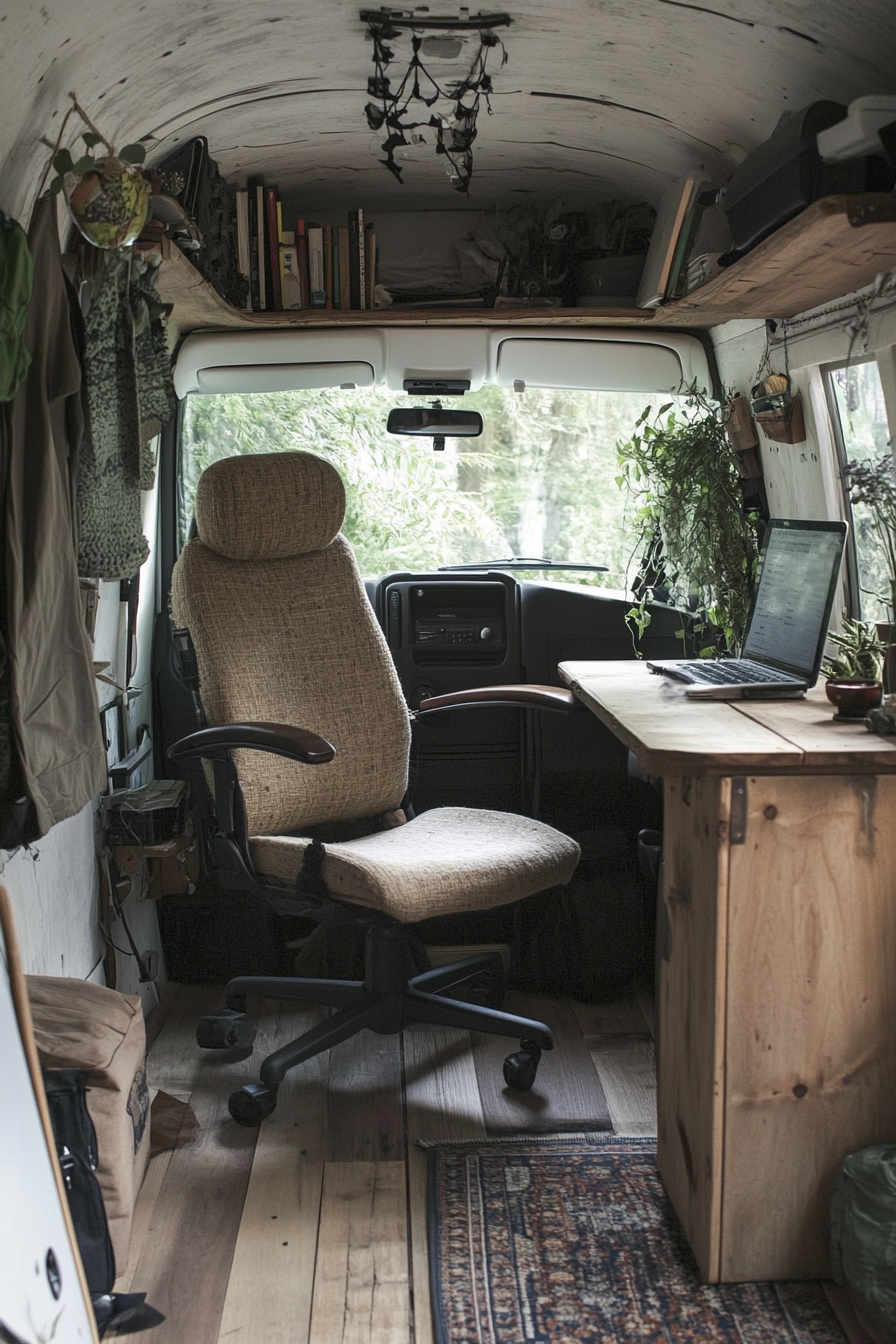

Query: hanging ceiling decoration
[360,9,511,194]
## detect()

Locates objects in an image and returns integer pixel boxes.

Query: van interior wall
[1,451,165,1015]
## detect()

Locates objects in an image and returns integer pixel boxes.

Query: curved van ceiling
[1,2,895,224]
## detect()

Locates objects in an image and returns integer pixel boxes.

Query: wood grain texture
[586,1033,657,1136]
[665,194,896,323]
[405,1027,487,1344]
[721,775,896,1281]
[326,1029,404,1162]
[558,662,802,775]
[126,1000,288,1344]
[657,775,730,1283]
[733,686,896,772]
[308,1162,409,1344]
[216,1005,329,1344]
[471,991,611,1133]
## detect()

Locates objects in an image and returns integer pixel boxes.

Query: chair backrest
[171,451,411,837]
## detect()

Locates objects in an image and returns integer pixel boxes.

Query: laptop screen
[742,519,847,681]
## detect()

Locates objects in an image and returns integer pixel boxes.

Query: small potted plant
[822,618,884,718]
[46,96,150,249]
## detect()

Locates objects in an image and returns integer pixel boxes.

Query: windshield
[179,384,681,588]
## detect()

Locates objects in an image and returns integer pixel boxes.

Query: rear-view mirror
[387,407,483,437]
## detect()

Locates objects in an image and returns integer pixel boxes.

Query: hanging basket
[751,375,806,445]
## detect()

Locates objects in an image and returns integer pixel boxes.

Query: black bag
[42,1069,165,1337]
[153,136,248,308]
[43,1069,115,1296]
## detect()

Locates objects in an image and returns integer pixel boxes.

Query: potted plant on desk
[822,618,885,718]
[842,455,896,690]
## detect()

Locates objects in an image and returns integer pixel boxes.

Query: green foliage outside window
[180,384,676,587]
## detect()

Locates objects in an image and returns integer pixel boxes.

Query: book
[235,189,251,310]
[280,243,303,309]
[295,219,310,310]
[365,223,376,311]
[331,228,340,309]
[254,180,267,310]
[265,187,282,311]
[323,224,333,310]
[636,172,708,308]
[338,227,351,310]
[307,225,326,308]
[246,178,261,310]
[348,210,364,310]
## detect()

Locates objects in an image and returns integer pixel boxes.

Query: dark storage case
[724,102,895,258]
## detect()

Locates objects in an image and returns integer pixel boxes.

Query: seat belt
[172,626,206,728]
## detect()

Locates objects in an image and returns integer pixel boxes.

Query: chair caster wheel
[196,1010,257,1050]
[503,1039,542,1092]
[228,1084,277,1125]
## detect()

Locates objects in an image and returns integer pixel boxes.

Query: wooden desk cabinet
[559,661,896,1283]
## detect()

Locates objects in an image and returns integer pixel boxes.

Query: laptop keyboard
[684,659,801,685]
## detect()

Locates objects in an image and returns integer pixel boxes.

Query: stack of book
[235,181,376,312]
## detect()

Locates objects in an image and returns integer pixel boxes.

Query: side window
[826,358,894,622]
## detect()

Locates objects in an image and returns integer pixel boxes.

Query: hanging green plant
[45,96,150,249]
[616,383,762,654]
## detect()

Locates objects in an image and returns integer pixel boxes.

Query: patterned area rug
[426,1135,847,1343]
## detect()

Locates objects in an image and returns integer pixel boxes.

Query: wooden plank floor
[120,984,653,1344]
[120,985,869,1344]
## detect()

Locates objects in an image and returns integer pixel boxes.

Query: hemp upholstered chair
[169,451,581,1124]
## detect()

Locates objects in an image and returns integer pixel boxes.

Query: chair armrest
[168,722,336,765]
[416,684,583,716]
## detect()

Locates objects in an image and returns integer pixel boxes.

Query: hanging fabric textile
[1,195,107,841]
[0,210,35,404]
[76,250,175,580]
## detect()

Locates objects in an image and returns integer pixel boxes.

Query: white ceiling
[1,0,895,224]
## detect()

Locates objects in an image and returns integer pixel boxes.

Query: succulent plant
[822,617,885,682]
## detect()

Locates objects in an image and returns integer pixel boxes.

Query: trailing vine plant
[616,384,762,655]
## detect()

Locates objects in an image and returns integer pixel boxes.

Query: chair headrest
[195,452,346,560]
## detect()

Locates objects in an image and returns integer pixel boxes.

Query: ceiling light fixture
[360,8,511,194]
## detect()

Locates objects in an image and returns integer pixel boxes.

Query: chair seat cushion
[250,807,581,923]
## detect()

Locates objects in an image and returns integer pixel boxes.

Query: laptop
[646,517,848,698]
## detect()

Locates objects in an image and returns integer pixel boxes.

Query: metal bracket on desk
[730,777,747,844]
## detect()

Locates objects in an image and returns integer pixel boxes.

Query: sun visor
[193,362,375,394]
[174,329,386,398]
[494,335,706,392]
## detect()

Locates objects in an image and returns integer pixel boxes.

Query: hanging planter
[750,373,806,444]
[47,98,150,249]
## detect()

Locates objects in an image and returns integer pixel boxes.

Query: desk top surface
[558,660,896,776]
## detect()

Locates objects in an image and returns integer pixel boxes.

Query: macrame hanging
[363,13,510,194]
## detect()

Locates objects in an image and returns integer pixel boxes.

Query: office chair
[168,451,581,1124]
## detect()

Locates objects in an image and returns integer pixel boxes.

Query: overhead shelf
[153,193,896,346]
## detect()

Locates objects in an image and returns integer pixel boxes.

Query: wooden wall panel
[722,775,896,1281]
[657,775,730,1282]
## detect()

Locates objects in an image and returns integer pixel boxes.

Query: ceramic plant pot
[824,679,883,719]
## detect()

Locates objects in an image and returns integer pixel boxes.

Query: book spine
[365,223,376,311]
[331,228,340,309]
[266,187,282,311]
[235,189,252,310]
[247,179,261,310]
[348,211,362,309]
[280,243,303,309]
[255,181,267,310]
[323,224,333,310]
[338,227,351,310]
[358,208,366,310]
[296,219,310,310]
[307,225,326,308]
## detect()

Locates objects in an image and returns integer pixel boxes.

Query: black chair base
[197,923,554,1123]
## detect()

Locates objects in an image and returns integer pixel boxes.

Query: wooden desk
[559,661,896,1283]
